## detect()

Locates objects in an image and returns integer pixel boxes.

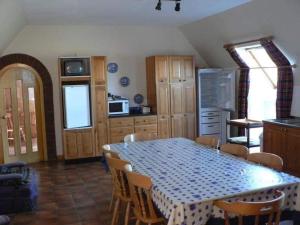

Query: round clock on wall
[107,62,118,73]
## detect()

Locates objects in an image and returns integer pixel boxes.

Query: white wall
[0,0,26,54]
[3,25,206,155]
[180,0,300,116]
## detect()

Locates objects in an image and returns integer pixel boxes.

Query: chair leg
[135,220,140,225]
[109,192,115,212]
[111,198,120,225]
[125,201,131,225]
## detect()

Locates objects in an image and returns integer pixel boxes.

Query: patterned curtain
[260,39,294,119]
[226,47,250,119]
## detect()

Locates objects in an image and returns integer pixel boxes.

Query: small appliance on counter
[141,105,151,114]
[108,93,129,115]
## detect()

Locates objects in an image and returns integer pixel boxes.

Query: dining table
[109,137,300,225]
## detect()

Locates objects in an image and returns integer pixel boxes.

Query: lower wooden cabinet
[108,115,158,143]
[171,114,184,137]
[158,115,170,139]
[263,122,300,176]
[64,128,94,159]
[171,113,195,139]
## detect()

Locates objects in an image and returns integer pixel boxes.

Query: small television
[61,57,90,76]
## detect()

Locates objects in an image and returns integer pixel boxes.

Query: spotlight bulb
[175,1,180,11]
[155,0,161,10]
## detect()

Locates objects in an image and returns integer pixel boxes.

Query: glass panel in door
[3,88,16,156]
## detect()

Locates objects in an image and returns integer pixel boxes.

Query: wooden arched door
[0,65,46,163]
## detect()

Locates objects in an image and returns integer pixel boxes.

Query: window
[236,44,278,140]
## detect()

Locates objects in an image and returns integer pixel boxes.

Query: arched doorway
[0,54,56,162]
[0,65,46,163]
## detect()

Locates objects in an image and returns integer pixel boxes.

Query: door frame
[0,64,47,163]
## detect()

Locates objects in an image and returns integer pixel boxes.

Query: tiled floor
[10,161,114,225]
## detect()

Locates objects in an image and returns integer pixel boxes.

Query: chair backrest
[102,144,120,159]
[125,165,160,222]
[195,136,220,149]
[124,133,157,143]
[214,191,285,225]
[247,152,283,171]
[220,144,249,159]
[105,153,130,199]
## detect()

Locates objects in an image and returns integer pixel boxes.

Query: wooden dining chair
[102,145,120,211]
[220,143,249,159]
[195,135,220,149]
[247,152,283,171]
[124,132,157,143]
[214,190,285,225]
[125,164,165,225]
[105,153,132,225]
[103,144,120,159]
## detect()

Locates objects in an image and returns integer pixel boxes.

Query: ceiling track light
[175,0,180,12]
[155,0,181,12]
[155,0,162,11]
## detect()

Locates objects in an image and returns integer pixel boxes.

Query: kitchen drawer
[134,116,157,126]
[200,123,220,134]
[135,125,157,133]
[201,111,219,117]
[201,116,220,124]
[110,117,134,128]
[110,127,134,137]
[110,135,125,144]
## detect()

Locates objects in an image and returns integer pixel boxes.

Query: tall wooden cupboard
[146,56,196,140]
[60,56,108,160]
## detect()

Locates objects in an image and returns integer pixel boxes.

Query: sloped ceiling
[0,0,26,55]
[180,0,300,73]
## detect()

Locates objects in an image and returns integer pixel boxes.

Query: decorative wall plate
[120,76,130,87]
[107,62,118,73]
[134,94,144,104]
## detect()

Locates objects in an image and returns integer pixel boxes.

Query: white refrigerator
[63,84,91,129]
[197,69,236,144]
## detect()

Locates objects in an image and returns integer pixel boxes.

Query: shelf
[227,136,260,147]
[61,76,91,82]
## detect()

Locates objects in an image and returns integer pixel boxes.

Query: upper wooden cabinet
[263,122,300,176]
[155,56,169,83]
[92,56,106,85]
[169,56,182,83]
[182,56,194,82]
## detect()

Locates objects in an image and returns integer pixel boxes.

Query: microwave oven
[108,99,129,115]
[60,57,90,76]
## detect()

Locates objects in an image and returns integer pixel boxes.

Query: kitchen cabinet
[146,55,196,140]
[155,56,169,83]
[170,83,183,115]
[92,56,106,85]
[60,56,108,159]
[157,84,170,115]
[108,115,158,144]
[263,122,300,176]
[158,115,170,139]
[64,128,94,159]
[171,114,184,137]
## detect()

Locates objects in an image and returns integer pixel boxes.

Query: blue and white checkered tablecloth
[109,138,300,225]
